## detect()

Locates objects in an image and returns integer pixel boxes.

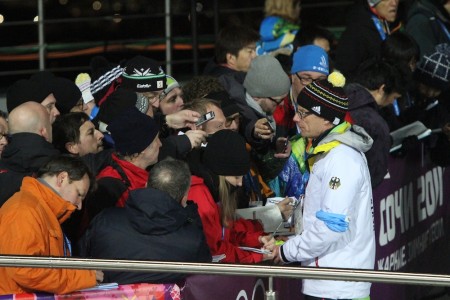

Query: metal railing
[1,255,449,299]
[0,0,351,79]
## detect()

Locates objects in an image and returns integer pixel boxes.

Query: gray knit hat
[243,55,291,98]
[415,43,450,91]
[367,0,382,7]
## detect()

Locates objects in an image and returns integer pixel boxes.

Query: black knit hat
[6,79,52,112]
[107,107,159,156]
[121,55,167,92]
[90,56,123,105]
[415,43,450,91]
[297,71,348,126]
[29,71,82,114]
[97,89,149,125]
[52,77,82,114]
[202,130,250,176]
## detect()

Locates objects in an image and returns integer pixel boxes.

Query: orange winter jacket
[0,177,96,295]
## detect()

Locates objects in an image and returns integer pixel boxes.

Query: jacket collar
[24,177,76,224]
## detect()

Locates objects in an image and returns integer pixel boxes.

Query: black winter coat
[346,83,391,188]
[335,0,395,78]
[80,188,211,284]
[0,133,59,207]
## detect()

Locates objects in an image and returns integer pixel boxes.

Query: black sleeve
[81,149,114,176]
[86,177,127,221]
[430,134,450,166]
[158,134,192,161]
[185,201,212,263]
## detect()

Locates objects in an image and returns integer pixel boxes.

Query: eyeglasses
[225,114,240,127]
[296,110,313,120]
[0,132,9,141]
[268,97,284,105]
[295,73,326,86]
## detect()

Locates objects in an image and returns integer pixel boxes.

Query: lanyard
[89,105,100,120]
[436,19,450,41]
[393,99,400,116]
[63,234,72,257]
[371,15,388,41]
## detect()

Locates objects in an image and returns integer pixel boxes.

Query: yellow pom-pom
[75,73,91,85]
[327,71,346,87]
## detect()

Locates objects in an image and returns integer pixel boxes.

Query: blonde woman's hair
[264,0,300,23]
[218,176,238,227]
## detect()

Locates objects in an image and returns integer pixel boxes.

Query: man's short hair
[381,32,419,67]
[37,154,95,193]
[215,25,259,64]
[353,58,411,96]
[147,158,191,202]
[183,98,220,116]
[182,76,225,104]
[52,112,90,154]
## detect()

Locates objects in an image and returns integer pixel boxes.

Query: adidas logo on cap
[311,106,321,114]
[320,55,328,68]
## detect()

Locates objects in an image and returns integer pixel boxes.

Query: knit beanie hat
[205,90,240,118]
[6,79,52,112]
[297,71,348,125]
[97,89,149,125]
[202,130,250,176]
[75,73,95,104]
[291,45,329,75]
[415,43,450,91]
[52,77,82,114]
[121,55,167,93]
[367,0,382,7]
[29,71,82,114]
[107,107,159,156]
[243,55,291,97]
[90,56,123,105]
[160,75,180,99]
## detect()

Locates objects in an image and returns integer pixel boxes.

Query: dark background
[0,0,411,86]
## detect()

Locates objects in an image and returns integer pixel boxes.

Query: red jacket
[187,175,264,263]
[96,153,148,207]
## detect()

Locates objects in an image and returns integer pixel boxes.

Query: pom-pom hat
[297,71,349,125]
[415,43,450,91]
[75,73,95,104]
[121,55,167,93]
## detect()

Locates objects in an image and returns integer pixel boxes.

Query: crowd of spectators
[0,0,450,298]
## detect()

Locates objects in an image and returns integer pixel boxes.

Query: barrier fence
[0,130,448,300]
[0,255,449,286]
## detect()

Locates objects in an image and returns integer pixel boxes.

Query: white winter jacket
[280,125,376,299]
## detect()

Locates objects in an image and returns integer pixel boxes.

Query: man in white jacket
[273,71,376,300]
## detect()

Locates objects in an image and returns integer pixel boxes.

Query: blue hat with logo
[291,45,329,75]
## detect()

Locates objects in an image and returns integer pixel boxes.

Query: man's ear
[226,53,236,67]
[39,127,50,142]
[372,84,386,105]
[56,171,69,187]
[65,142,80,155]
[376,84,386,97]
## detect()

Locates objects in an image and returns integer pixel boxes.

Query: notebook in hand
[390,121,432,153]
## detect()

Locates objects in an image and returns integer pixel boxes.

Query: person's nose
[96,130,104,141]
